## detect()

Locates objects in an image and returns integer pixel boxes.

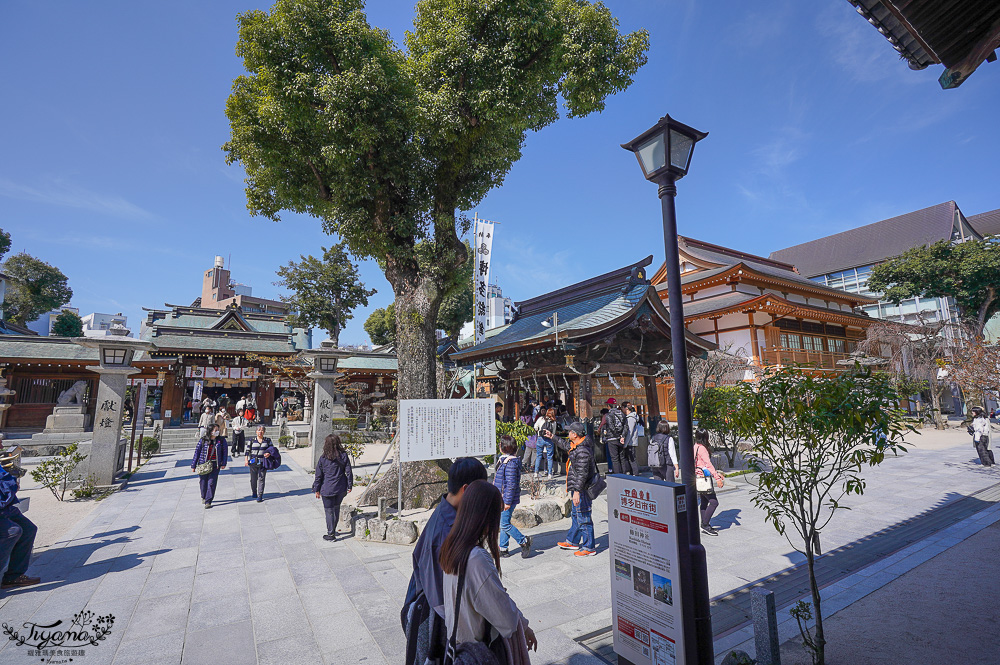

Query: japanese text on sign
[398,399,496,462]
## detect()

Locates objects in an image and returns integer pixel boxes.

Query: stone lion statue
[56,380,88,406]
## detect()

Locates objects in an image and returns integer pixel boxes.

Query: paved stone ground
[0,427,995,665]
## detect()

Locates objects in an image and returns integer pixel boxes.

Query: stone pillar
[309,369,344,472]
[86,366,136,485]
[751,587,780,665]
[300,340,351,472]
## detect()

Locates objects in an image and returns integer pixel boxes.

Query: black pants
[231,431,246,455]
[0,507,36,582]
[322,493,346,535]
[974,437,995,466]
[199,469,219,502]
[249,464,267,497]
[608,442,637,475]
[700,489,719,527]
[652,464,676,482]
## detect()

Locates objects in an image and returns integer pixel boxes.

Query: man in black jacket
[601,398,629,475]
[555,422,597,556]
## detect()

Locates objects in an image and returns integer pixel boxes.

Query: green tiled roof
[339,355,398,371]
[151,333,297,354]
[0,336,99,361]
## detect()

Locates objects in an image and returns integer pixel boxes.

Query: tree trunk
[361,265,454,509]
[806,545,826,665]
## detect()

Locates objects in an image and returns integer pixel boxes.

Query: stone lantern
[75,336,155,486]
[298,340,351,471]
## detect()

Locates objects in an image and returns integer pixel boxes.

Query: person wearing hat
[555,422,597,556]
[971,407,994,467]
[600,398,630,475]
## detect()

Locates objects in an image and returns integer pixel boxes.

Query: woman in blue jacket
[494,435,532,558]
[313,434,354,541]
[192,424,228,508]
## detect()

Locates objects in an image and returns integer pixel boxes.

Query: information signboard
[399,399,496,462]
[608,475,687,665]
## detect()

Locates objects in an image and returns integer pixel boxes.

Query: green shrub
[31,443,87,501]
[341,431,366,463]
[330,417,358,431]
[278,435,293,447]
[141,437,160,458]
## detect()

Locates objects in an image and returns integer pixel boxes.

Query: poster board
[399,399,496,462]
[608,475,687,665]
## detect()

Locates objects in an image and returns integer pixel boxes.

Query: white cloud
[0,176,153,219]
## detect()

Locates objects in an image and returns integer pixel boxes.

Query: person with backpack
[971,406,994,467]
[556,422,598,556]
[402,458,489,665]
[600,398,629,475]
[494,435,532,558]
[694,428,725,536]
[245,425,279,502]
[620,402,640,476]
[440,480,537,662]
[533,408,558,477]
[313,434,354,541]
[647,419,678,481]
[192,423,228,509]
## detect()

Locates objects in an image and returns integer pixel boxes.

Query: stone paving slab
[0,432,994,665]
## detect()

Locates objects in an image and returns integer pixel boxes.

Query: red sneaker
[574,549,597,557]
[557,541,580,550]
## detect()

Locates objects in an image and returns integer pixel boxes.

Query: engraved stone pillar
[299,341,351,472]
[751,587,780,665]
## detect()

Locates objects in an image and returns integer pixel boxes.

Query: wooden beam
[939,16,1000,89]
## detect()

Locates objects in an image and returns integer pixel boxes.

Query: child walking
[494,435,532,558]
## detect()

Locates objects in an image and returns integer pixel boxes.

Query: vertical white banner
[474,218,495,344]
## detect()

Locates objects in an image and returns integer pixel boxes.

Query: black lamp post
[622,114,712,664]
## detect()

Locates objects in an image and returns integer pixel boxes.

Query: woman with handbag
[191,424,227,509]
[694,428,725,536]
[313,434,354,541]
[246,425,278,502]
[440,480,537,664]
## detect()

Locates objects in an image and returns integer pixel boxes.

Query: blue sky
[2,1,998,346]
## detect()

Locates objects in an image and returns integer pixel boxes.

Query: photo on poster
[615,559,632,581]
[652,573,673,606]
[633,566,651,596]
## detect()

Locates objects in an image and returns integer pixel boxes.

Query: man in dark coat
[556,422,597,556]
[401,457,487,665]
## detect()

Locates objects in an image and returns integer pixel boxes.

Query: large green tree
[274,242,376,345]
[224,0,647,402]
[51,310,84,338]
[3,252,73,325]
[867,237,1000,335]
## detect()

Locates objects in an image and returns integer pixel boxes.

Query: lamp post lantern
[622,114,712,664]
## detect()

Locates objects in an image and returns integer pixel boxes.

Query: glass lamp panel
[668,129,694,170]
[636,133,666,175]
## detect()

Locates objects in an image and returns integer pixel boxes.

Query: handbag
[195,440,217,476]
[695,468,712,493]
[444,561,506,665]
[585,472,607,500]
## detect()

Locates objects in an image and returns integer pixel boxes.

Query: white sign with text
[399,399,496,462]
[608,475,687,665]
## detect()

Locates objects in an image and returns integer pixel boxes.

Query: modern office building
[485,283,514,330]
[200,255,290,316]
[770,201,990,326]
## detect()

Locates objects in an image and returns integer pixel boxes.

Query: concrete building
[485,283,514,330]
[770,201,991,327]
[26,307,80,336]
[81,312,128,338]
[200,255,290,316]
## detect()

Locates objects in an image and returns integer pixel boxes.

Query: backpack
[603,408,625,441]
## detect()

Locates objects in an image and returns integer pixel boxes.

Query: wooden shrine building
[450,257,715,422]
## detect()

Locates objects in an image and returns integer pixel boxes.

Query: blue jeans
[565,494,595,551]
[0,506,37,581]
[535,438,555,474]
[499,507,525,549]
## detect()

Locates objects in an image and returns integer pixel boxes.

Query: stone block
[720,650,755,665]
[534,500,564,523]
[511,507,540,530]
[385,520,418,545]
[367,518,388,541]
[339,504,355,535]
[355,517,369,540]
